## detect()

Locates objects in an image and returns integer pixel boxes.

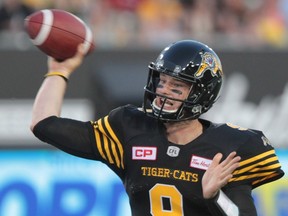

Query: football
[24,9,95,61]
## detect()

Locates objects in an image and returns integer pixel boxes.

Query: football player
[30,40,284,216]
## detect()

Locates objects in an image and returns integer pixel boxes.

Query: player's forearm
[30,76,67,131]
[30,44,85,131]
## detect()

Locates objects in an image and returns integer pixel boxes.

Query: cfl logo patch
[167,146,180,157]
[132,147,157,160]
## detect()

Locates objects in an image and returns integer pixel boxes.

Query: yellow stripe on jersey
[233,155,280,175]
[238,150,275,167]
[92,117,124,169]
[229,149,281,186]
[252,172,280,186]
[110,139,121,168]
[94,127,107,160]
[230,170,279,181]
[103,131,114,164]
[103,116,124,168]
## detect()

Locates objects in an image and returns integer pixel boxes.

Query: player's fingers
[222,162,239,176]
[221,159,240,181]
[219,161,240,186]
[219,174,234,187]
[220,152,239,167]
[209,153,223,169]
[76,43,86,56]
[224,154,241,170]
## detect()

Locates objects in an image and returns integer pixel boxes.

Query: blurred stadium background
[0,0,287,215]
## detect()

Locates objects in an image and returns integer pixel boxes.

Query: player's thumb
[76,43,86,56]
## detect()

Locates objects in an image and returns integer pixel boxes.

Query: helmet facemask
[144,67,198,122]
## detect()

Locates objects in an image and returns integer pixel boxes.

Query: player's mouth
[153,97,177,112]
[159,98,173,108]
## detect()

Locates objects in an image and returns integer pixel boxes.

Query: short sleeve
[228,131,284,189]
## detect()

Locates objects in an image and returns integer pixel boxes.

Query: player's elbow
[30,115,45,132]
[30,119,39,132]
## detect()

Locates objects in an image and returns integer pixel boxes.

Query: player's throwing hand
[47,43,86,79]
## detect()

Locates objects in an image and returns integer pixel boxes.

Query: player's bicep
[33,116,97,159]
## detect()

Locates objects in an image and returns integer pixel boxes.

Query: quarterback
[30,40,284,215]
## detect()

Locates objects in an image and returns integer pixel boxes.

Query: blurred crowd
[0,0,288,50]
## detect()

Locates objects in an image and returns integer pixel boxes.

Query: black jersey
[90,105,284,216]
[33,104,284,216]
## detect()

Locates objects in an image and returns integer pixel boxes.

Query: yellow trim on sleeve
[94,124,107,160]
[93,117,124,169]
[103,116,124,169]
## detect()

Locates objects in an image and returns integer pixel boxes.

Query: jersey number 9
[149,183,184,215]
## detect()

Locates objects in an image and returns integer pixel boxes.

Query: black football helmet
[143,40,223,122]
